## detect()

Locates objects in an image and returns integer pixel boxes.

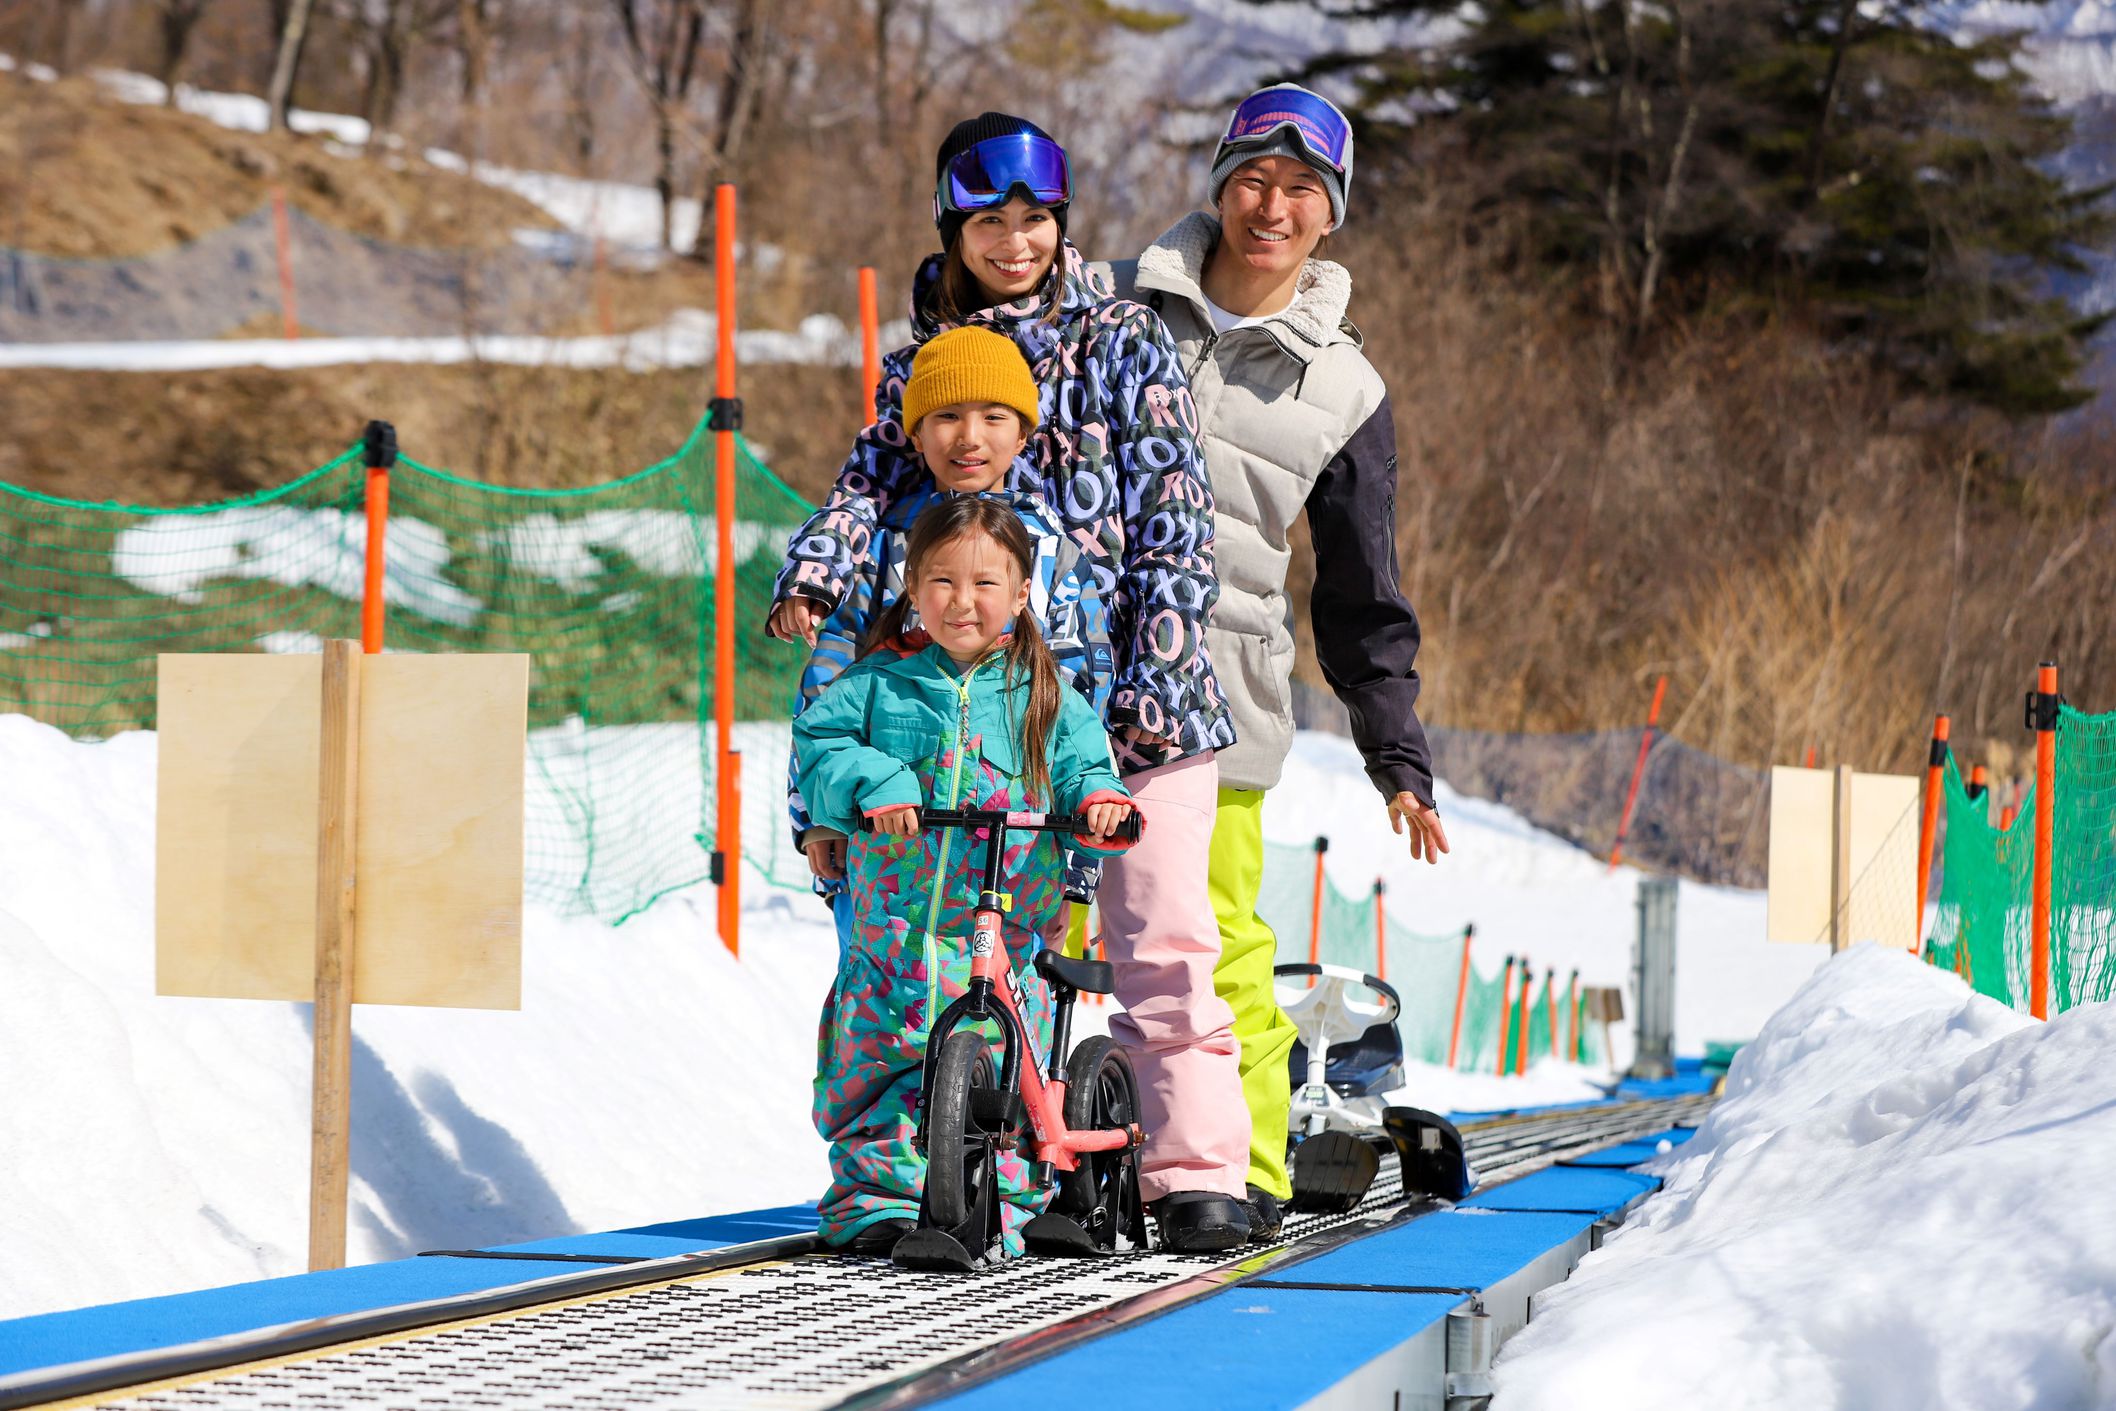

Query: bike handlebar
[858,805,1143,844]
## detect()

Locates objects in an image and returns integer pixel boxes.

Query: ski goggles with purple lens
[934,133,1073,223]
[1220,88,1352,175]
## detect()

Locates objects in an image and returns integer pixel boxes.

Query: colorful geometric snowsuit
[784,475,1113,899]
[793,633,1132,1252]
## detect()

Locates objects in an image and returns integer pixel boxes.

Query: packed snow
[0,706,1820,1322]
[1490,945,2116,1411]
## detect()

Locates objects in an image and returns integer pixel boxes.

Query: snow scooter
[1274,962,1474,1211]
[875,805,1149,1273]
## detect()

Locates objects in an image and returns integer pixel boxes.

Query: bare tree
[684,0,781,260]
[266,0,316,131]
[153,0,213,103]
[454,0,497,103]
[610,0,707,251]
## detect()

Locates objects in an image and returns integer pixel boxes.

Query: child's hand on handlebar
[1080,799,1134,842]
[868,804,922,836]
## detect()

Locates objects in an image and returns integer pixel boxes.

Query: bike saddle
[1274,964,1405,1100]
[1035,948,1116,995]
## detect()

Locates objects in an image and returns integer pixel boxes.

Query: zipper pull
[1186,330,1219,381]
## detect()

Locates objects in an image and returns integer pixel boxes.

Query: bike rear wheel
[1055,1036,1141,1227]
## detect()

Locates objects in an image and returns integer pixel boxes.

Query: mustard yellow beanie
[901,326,1041,436]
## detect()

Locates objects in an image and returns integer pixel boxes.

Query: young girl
[780,325,1110,905]
[793,497,1138,1258]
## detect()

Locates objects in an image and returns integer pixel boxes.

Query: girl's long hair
[864,498,1064,805]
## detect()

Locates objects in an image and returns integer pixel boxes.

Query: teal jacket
[794,633,1131,951]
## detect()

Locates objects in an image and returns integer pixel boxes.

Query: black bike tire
[1056,1035,1139,1218]
[924,1029,997,1230]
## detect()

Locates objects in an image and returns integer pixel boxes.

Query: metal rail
[5,1095,1711,1410]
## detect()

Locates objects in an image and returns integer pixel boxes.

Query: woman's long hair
[864,497,1063,805]
[927,221,1068,329]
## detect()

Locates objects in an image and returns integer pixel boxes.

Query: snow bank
[1490,945,2116,1410]
[0,713,838,1320]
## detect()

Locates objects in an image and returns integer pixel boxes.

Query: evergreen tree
[1289,0,2112,414]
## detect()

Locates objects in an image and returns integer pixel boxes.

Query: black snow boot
[1150,1192,1249,1254]
[838,1219,915,1257]
[1241,1184,1284,1244]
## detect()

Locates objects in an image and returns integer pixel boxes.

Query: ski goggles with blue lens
[934,133,1073,224]
[1220,87,1352,175]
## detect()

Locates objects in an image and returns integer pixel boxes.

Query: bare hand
[769,597,824,646]
[1388,792,1449,864]
[869,805,921,837]
[802,830,848,881]
[1081,799,1135,842]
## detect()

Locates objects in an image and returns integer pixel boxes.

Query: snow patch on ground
[1490,945,2116,1410]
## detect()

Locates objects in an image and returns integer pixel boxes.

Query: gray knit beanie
[1207,83,1353,229]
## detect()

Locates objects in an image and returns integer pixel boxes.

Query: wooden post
[1512,954,1533,1075]
[1372,879,1386,981]
[2030,661,2058,1020]
[308,639,361,1271]
[360,422,394,655]
[1829,764,1853,953]
[712,185,742,957]
[1445,924,1474,1069]
[271,186,300,340]
[857,266,881,429]
[1915,715,1949,951]
[1306,836,1327,985]
[1494,956,1515,1078]
[1608,674,1668,872]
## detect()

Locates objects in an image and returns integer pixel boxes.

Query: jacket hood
[1133,212,1356,355]
[908,240,1116,342]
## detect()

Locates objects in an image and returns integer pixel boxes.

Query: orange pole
[1372,880,1386,981]
[271,186,299,339]
[1565,969,1580,1062]
[1914,715,1949,951]
[1512,956,1533,1074]
[359,421,394,654]
[1445,924,1474,1069]
[1803,743,1817,769]
[712,185,742,957]
[592,234,614,336]
[2000,805,2017,831]
[1494,956,1515,1077]
[2031,661,2057,1020]
[1608,674,1668,872]
[1306,837,1327,985]
[857,266,881,428]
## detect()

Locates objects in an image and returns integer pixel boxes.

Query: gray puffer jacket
[1099,213,1434,806]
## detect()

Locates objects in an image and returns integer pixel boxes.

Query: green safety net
[2050,705,2116,1009]
[0,413,813,923]
[1924,753,2036,1010]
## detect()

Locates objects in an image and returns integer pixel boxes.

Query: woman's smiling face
[959,198,1061,304]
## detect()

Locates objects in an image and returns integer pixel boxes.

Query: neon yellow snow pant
[1208,787,1298,1200]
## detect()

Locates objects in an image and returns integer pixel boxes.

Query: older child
[778,325,1109,898]
[794,497,1137,1258]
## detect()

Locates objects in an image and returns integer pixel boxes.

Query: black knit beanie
[934,111,1070,248]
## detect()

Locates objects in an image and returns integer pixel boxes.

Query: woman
[1103,84,1450,1239]
[768,113,1255,1253]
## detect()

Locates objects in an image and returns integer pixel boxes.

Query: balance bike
[1275,962,1475,1212]
[876,806,1149,1273]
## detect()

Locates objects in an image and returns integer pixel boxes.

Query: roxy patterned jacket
[772,245,1234,772]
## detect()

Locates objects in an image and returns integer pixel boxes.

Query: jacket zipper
[1186,329,1220,381]
[923,659,980,1029]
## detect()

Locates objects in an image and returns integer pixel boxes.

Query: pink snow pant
[1097,750,1251,1201]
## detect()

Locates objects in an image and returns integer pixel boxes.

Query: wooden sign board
[157,652,528,1008]
[1766,766,1919,948]
[1585,986,1625,1023]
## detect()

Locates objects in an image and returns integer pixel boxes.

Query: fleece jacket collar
[1132,212,1359,361]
